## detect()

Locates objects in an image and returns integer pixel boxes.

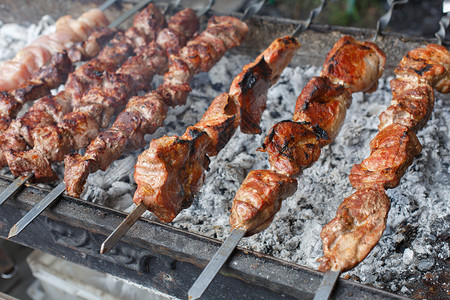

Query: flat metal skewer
[188,227,247,300]
[313,270,340,300]
[8,181,66,239]
[99,0,119,11]
[0,174,33,207]
[100,202,147,253]
[109,0,153,28]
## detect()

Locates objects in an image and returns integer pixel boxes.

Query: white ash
[2,19,449,298]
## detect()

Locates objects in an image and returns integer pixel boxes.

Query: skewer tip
[100,242,108,254]
[8,225,19,239]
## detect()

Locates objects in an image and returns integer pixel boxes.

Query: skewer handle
[313,270,340,300]
[109,0,153,28]
[0,174,33,207]
[188,227,247,300]
[100,202,147,253]
[8,181,65,239]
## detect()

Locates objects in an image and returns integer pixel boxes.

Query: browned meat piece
[130,3,166,44]
[29,92,72,123]
[293,76,352,145]
[95,32,134,70]
[11,80,50,106]
[250,36,301,85]
[229,58,271,134]
[0,92,22,130]
[0,92,69,158]
[133,134,210,223]
[379,80,434,133]
[318,186,390,272]
[164,53,191,85]
[65,60,107,102]
[29,50,73,90]
[31,125,71,162]
[116,42,167,91]
[17,109,56,146]
[68,27,118,62]
[183,92,240,156]
[59,111,99,150]
[74,72,134,127]
[167,8,199,41]
[4,149,57,181]
[259,121,326,177]
[229,170,297,236]
[205,16,249,50]
[395,44,450,93]
[321,36,386,93]
[125,93,168,136]
[229,36,301,134]
[349,124,422,190]
[0,51,72,134]
[156,8,199,55]
[179,39,219,73]
[178,16,248,74]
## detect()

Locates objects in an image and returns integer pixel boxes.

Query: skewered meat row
[318,44,450,273]
[0,8,109,91]
[230,36,386,237]
[132,35,300,223]
[0,3,167,175]
[64,15,249,197]
[0,27,119,134]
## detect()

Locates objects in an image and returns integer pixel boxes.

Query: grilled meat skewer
[230,36,386,236]
[64,15,249,197]
[318,44,450,273]
[0,8,109,91]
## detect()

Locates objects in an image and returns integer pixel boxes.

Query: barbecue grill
[0,1,448,299]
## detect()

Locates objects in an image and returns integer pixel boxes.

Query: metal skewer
[372,0,409,41]
[313,270,340,300]
[100,202,147,253]
[8,181,65,239]
[188,227,247,300]
[435,0,450,45]
[109,0,153,28]
[99,0,119,11]
[100,0,265,256]
[0,174,33,207]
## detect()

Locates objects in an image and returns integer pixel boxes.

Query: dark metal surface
[0,176,406,300]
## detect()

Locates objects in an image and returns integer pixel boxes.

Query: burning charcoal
[82,185,108,205]
[107,181,133,198]
[417,258,435,271]
[403,248,414,265]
